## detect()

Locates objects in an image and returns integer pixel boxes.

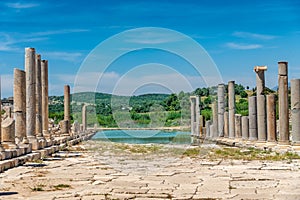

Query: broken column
[14,69,26,144]
[190,96,200,136]
[228,81,235,139]
[266,94,276,142]
[82,104,87,131]
[212,101,218,138]
[254,66,267,142]
[224,111,229,138]
[235,114,242,139]
[25,48,37,147]
[242,116,249,140]
[278,61,289,144]
[41,60,49,137]
[291,79,300,144]
[249,96,258,141]
[1,118,17,149]
[35,54,43,138]
[218,84,225,137]
[206,120,211,138]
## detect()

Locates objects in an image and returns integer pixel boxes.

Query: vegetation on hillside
[48,83,276,128]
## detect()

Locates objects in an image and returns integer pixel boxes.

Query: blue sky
[0,0,299,97]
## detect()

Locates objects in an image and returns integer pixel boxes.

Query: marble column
[41,60,49,136]
[199,115,204,138]
[228,81,235,139]
[218,84,225,137]
[278,61,289,144]
[64,85,70,134]
[249,96,258,140]
[82,104,87,131]
[266,94,276,142]
[291,79,300,144]
[224,111,229,138]
[235,114,242,139]
[14,69,26,144]
[1,118,17,149]
[212,101,218,138]
[35,54,42,137]
[190,96,200,137]
[242,116,249,140]
[64,85,70,122]
[25,48,36,139]
[257,95,267,141]
[206,120,211,138]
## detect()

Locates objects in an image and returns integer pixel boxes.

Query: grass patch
[116,144,162,154]
[53,184,71,190]
[30,184,45,192]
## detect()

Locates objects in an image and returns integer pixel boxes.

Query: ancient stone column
[249,96,258,140]
[64,85,70,122]
[212,101,218,138]
[1,118,17,149]
[224,111,229,138]
[190,96,200,136]
[0,77,5,151]
[242,116,249,140]
[254,66,267,95]
[257,95,267,141]
[254,66,267,142]
[228,81,235,139]
[235,114,242,138]
[218,84,225,137]
[266,94,276,142]
[14,69,26,144]
[35,54,43,137]
[41,60,49,135]
[291,79,300,144]
[82,104,87,131]
[199,115,204,138]
[278,61,289,144]
[25,48,36,139]
[206,120,211,138]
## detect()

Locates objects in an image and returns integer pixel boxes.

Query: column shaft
[14,69,26,143]
[235,114,242,138]
[249,96,258,140]
[35,54,42,136]
[41,60,49,134]
[25,48,36,138]
[291,79,300,143]
[257,95,267,141]
[267,94,276,142]
[242,116,249,139]
[218,84,225,137]
[228,81,235,138]
[278,61,289,143]
[224,111,229,138]
[212,101,218,138]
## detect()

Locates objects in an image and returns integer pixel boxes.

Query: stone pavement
[1,141,300,200]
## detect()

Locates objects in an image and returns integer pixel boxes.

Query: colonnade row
[0,47,89,161]
[191,61,300,147]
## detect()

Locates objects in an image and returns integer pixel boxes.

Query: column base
[2,142,18,149]
[27,136,40,150]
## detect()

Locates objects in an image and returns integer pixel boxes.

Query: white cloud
[30,29,89,37]
[233,31,277,40]
[43,51,83,62]
[6,2,39,9]
[226,42,262,50]
[125,30,183,44]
